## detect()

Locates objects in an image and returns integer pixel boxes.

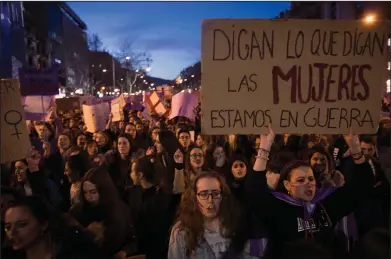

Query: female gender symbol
[4,110,23,139]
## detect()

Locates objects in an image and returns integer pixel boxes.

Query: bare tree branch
[87,32,106,52]
[112,37,152,93]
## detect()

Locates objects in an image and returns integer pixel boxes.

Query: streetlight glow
[145,67,152,72]
[102,69,107,72]
[125,56,131,60]
[364,14,375,24]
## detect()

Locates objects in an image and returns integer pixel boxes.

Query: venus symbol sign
[4,109,23,139]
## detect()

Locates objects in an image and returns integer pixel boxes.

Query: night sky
[68,1,290,80]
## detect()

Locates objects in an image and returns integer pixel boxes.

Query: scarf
[272,186,358,241]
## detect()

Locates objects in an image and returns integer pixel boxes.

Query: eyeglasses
[197,190,222,200]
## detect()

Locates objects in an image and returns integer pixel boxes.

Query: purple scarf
[272,186,358,240]
[272,186,336,220]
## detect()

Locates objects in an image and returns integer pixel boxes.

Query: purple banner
[18,67,59,96]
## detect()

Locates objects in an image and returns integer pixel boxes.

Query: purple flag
[18,67,59,96]
[169,91,198,120]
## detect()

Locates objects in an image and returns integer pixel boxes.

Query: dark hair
[79,167,120,211]
[174,170,242,256]
[133,156,158,183]
[66,154,90,182]
[267,151,295,174]
[116,133,134,156]
[6,196,70,241]
[360,135,375,145]
[274,160,310,193]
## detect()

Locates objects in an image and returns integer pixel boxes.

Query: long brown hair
[173,170,242,256]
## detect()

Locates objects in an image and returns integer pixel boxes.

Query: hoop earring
[288,191,291,196]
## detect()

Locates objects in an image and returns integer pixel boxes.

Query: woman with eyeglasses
[173,146,209,191]
[246,126,375,258]
[168,170,261,259]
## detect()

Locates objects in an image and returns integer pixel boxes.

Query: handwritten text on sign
[201,19,388,134]
[0,79,31,163]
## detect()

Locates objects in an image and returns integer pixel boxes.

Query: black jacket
[245,161,374,250]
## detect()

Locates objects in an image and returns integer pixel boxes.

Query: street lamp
[145,66,152,72]
[125,56,131,60]
[102,69,107,72]
[364,14,375,24]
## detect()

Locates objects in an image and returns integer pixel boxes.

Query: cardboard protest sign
[82,103,110,133]
[201,19,388,134]
[111,94,125,122]
[0,79,31,163]
[22,95,55,121]
[169,91,199,121]
[144,91,169,116]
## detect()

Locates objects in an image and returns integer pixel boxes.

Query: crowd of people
[1,101,390,259]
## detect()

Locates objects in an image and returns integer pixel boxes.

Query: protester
[1,92,389,259]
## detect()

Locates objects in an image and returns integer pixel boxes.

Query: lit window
[387,79,390,93]
[389,38,391,47]
[389,62,391,70]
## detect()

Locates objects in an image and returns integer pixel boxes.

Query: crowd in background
[1,97,390,259]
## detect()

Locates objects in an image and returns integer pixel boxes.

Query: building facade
[0,2,25,79]
[1,2,89,91]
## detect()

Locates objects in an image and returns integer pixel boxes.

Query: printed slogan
[201,19,388,134]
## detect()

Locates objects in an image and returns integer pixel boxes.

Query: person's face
[136,123,143,133]
[1,194,15,219]
[58,135,70,150]
[129,117,135,124]
[92,133,97,141]
[213,147,225,161]
[231,160,247,179]
[310,152,327,173]
[83,181,99,205]
[360,142,375,158]
[64,162,78,183]
[125,125,136,138]
[119,121,125,130]
[110,124,118,133]
[95,133,106,146]
[154,135,164,153]
[151,129,160,142]
[37,125,49,140]
[178,132,190,149]
[196,135,204,147]
[196,177,222,219]
[130,163,141,185]
[15,161,28,183]
[283,166,316,202]
[87,143,98,156]
[77,135,86,148]
[5,206,42,250]
[117,137,130,155]
[137,111,143,119]
[190,148,204,169]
